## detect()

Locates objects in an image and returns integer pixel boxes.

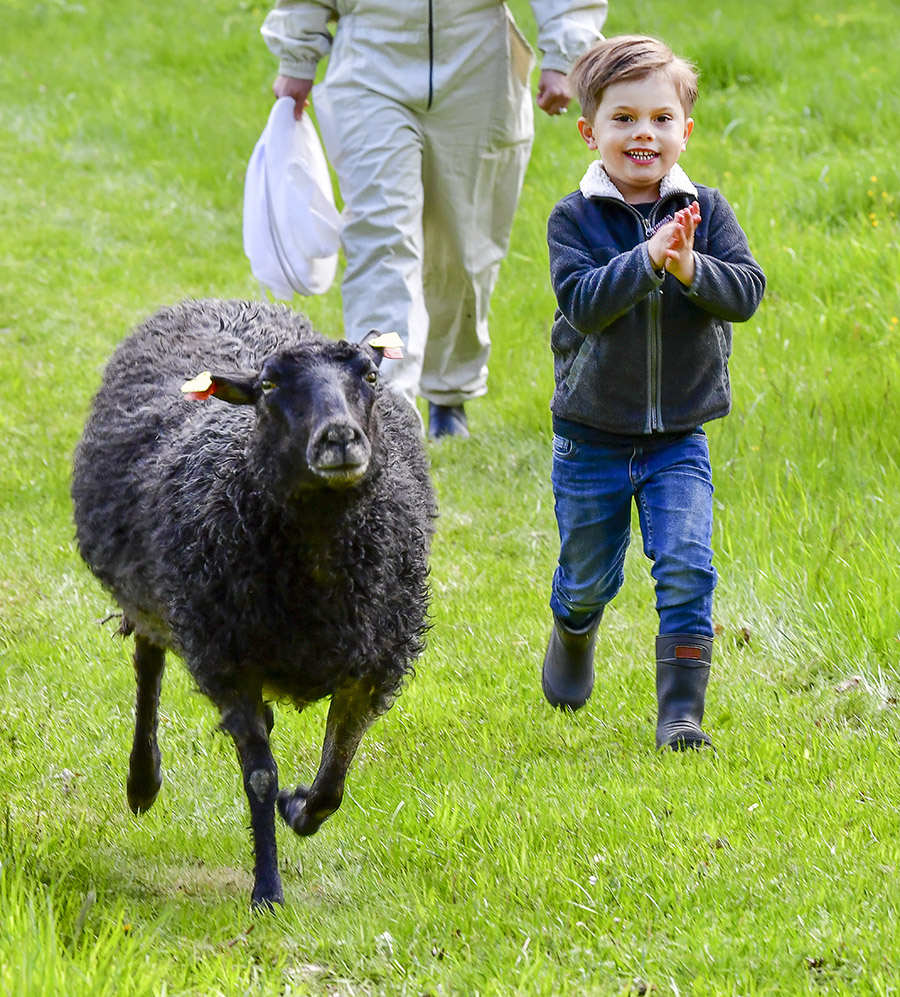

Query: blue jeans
[550,431,717,637]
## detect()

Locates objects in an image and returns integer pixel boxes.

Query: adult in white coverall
[262,1,607,437]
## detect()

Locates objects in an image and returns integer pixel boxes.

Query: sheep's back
[94,298,317,405]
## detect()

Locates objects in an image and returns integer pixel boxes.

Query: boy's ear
[682,117,694,150]
[577,116,598,150]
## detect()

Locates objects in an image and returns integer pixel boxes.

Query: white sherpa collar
[579,160,698,202]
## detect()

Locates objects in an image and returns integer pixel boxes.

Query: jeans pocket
[552,434,574,458]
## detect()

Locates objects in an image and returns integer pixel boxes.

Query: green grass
[2,0,900,993]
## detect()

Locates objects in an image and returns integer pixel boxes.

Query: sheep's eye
[365,371,378,385]
[260,380,277,393]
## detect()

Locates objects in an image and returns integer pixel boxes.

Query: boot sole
[658,733,714,751]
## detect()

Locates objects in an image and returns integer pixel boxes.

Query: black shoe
[541,614,598,711]
[428,403,469,439]
[655,634,713,750]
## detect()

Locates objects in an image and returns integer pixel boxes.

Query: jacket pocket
[505,7,535,87]
[493,6,535,146]
[565,338,592,395]
[713,322,731,401]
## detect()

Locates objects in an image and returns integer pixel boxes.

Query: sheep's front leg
[278,679,391,838]
[127,634,166,814]
[219,697,283,909]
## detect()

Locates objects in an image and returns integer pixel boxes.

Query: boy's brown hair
[570,35,699,121]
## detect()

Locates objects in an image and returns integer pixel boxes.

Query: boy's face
[578,72,694,204]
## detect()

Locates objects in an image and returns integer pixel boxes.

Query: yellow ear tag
[369,331,404,359]
[181,371,214,400]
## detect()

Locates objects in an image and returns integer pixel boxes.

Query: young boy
[541,35,765,749]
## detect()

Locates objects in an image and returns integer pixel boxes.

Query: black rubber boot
[428,403,469,439]
[655,633,713,750]
[541,614,599,711]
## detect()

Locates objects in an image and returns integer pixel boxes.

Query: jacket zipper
[649,270,663,431]
[599,194,682,433]
[427,0,435,109]
[635,209,665,433]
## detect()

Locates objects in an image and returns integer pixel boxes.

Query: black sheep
[72,299,436,908]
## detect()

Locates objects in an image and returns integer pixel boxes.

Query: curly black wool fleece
[72,299,436,708]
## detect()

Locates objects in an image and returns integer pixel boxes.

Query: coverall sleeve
[528,0,607,74]
[548,201,664,335]
[261,0,338,80]
[683,192,766,322]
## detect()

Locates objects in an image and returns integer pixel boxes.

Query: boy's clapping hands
[648,200,702,286]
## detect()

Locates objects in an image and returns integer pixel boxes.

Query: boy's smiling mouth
[626,150,659,162]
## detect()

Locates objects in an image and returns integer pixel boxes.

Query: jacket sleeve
[261,1,338,80]
[682,191,766,322]
[548,200,664,335]
[528,0,607,74]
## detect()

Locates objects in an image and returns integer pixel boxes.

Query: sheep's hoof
[277,785,321,837]
[251,881,285,911]
[127,785,161,814]
[126,772,162,814]
[127,743,163,814]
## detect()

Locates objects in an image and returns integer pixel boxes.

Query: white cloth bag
[243,97,341,298]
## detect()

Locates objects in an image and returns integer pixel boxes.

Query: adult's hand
[536,69,571,116]
[273,75,314,120]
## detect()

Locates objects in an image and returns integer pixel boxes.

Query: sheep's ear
[360,330,404,367]
[181,371,260,405]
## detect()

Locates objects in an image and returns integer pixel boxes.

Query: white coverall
[262,1,606,406]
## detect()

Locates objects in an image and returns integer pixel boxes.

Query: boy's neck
[604,166,662,205]
[617,183,662,205]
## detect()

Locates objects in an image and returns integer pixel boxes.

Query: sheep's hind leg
[220,697,283,909]
[278,679,390,838]
[126,634,166,814]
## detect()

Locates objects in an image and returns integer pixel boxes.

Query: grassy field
[2,0,900,993]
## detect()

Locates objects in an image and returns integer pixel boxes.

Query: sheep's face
[188,339,389,496]
[258,344,381,494]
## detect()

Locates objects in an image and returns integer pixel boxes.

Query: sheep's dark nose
[308,418,371,488]
[324,423,359,446]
